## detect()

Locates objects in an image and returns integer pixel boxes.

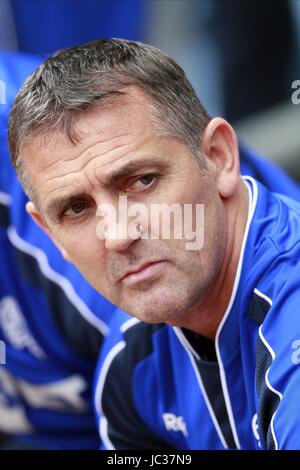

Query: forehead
[22,87,157,172]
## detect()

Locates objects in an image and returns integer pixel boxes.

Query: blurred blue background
[1,0,300,176]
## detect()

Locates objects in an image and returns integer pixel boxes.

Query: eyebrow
[45,157,168,221]
[102,158,168,186]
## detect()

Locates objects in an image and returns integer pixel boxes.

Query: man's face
[22,88,227,325]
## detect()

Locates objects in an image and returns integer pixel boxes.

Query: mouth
[120,260,169,286]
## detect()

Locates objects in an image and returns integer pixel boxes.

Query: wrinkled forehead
[20,86,158,174]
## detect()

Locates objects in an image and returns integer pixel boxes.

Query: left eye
[130,174,156,190]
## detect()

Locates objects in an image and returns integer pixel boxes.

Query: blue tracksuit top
[95,176,300,450]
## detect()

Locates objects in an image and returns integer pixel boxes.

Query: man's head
[8,39,245,333]
[9,38,210,202]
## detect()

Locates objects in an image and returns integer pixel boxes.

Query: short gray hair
[8,38,211,200]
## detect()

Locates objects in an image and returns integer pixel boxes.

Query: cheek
[61,225,107,274]
[73,247,108,293]
[203,200,227,263]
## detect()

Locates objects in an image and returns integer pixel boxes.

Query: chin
[126,293,187,325]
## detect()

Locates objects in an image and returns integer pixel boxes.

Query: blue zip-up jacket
[95,177,300,450]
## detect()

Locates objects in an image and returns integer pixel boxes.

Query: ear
[202,117,240,199]
[26,201,73,263]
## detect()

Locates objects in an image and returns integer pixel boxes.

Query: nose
[96,205,142,252]
[96,194,147,252]
[104,223,141,252]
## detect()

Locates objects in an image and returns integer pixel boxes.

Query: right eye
[63,201,89,218]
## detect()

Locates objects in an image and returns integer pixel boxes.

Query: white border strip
[254,288,273,309]
[99,416,115,450]
[0,191,12,206]
[218,278,280,449]
[120,317,140,333]
[173,326,201,361]
[94,340,126,415]
[7,225,109,336]
[173,327,228,449]
[257,320,282,450]
[214,176,258,450]
[94,340,126,449]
